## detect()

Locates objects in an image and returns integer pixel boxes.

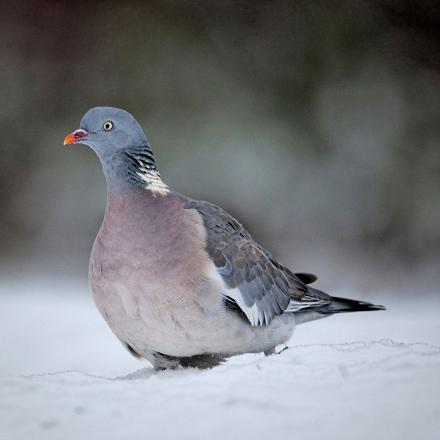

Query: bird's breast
[88,192,223,354]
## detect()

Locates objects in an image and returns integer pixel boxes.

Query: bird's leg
[264,345,289,356]
[276,345,289,355]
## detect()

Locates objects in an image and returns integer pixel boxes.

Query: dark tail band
[318,296,386,315]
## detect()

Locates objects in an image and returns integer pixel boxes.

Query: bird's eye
[103,121,114,131]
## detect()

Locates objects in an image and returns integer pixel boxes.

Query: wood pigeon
[64,107,385,369]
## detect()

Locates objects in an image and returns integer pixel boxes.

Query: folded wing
[186,200,330,326]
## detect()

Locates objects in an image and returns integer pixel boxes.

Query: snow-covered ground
[1,278,439,440]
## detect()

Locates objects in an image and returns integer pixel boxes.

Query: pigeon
[64,107,385,370]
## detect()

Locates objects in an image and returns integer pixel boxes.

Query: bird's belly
[90,269,295,358]
[90,269,207,356]
[89,238,296,358]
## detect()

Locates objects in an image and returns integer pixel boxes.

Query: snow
[1,279,439,440]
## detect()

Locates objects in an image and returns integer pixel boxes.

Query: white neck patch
[136,169,170,196]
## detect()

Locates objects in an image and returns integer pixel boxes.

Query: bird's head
[64,107,168,193]
[64,107,149,158]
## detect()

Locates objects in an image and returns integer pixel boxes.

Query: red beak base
[63,129,89,145]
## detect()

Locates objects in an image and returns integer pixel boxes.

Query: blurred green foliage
[0,0,439,291]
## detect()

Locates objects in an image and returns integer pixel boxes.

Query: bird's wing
[294,272,318,284]
[185,200,330,326]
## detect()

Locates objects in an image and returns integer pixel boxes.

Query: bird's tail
[318,296,386,315]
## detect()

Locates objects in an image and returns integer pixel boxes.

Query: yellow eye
[103,121,114,131]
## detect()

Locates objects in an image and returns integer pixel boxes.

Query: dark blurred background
[1,0,439,294]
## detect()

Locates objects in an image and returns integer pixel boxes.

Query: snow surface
[1,278,439,440]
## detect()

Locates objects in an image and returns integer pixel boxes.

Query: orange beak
[63,129,89,145]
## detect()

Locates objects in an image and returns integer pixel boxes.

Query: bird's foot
[264,345,289,356]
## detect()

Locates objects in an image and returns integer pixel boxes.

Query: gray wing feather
[185,199,330,326]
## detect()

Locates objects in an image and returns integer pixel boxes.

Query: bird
[64,106,385,370]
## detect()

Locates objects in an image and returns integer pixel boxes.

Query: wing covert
[185,199,329,326]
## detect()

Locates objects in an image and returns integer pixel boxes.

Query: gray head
[64,107,149,157]
[64,107,167,193]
